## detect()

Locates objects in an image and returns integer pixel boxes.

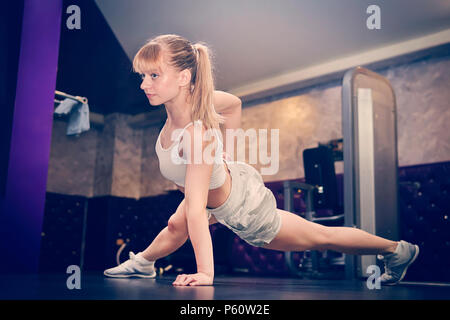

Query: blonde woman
[104,34,419,286]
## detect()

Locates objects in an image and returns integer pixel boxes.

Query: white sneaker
[377,240,419,285]
[103,251,156,278]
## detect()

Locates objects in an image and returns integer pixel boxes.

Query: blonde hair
[133,34,225,130]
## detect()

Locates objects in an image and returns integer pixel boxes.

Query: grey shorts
[207,159,281,247]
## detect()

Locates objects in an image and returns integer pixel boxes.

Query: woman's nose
[140,77,151,91]
[140,80,147,91]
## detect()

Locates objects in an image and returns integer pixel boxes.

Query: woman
[104,34,419,286]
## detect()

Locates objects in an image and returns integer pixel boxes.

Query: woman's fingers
[173,274,186,286]
[173,273,213,286]
[188,279,199,286]
[181,276,194,286]
[173,274,195,286]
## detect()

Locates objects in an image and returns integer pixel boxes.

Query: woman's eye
[139,73,158,80]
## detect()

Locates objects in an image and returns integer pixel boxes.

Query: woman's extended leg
[263,209,398,255]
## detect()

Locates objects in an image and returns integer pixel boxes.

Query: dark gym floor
[1,272,450,300]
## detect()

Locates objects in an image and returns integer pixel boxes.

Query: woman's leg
[140,199,218,262]
[263,209,398,255]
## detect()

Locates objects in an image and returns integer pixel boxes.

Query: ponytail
[190,43,226,130]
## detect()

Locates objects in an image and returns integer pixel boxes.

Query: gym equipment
[285,66,400,280]
[342,66,399,279]
[284,141,345,279]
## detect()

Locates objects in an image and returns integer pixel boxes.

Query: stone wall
[46,53,450,198]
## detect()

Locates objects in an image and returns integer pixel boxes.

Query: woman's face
[139,60,185,106]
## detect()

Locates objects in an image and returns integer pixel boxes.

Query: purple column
[0,0,62,273]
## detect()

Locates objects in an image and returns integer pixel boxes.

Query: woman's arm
[172,122,215,286]
[213,90,242,156]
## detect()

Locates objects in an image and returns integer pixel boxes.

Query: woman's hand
[172,272,214,286]
[222,151,232,161]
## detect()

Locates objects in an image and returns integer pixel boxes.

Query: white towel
[54,98,90,136]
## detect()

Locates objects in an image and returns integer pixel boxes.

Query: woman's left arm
[172,123,215,286]
[213,90,242,156]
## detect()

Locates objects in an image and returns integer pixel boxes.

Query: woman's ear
[178,69,192,87]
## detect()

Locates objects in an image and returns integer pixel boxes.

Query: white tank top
[155,120,227,189]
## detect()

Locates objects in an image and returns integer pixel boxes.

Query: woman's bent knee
[167,213,187,235]
[167,199,188,234]
[167,216,177,233]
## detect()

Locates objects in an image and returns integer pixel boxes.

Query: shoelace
[381,257,392,279]
[378,254,397,280]
[115,251,137,272]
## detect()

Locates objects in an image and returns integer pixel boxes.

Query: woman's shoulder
[183,120,221,147]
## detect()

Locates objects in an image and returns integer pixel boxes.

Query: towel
[54,97,78,115]
[54,98,90,136]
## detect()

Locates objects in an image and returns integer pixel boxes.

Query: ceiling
[95,0,450,99]
[55,1,449,117]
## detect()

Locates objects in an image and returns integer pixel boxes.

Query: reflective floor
[1,272,450,300]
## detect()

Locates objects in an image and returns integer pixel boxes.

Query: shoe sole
[384,245,420,286]
[103,271,156,278]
